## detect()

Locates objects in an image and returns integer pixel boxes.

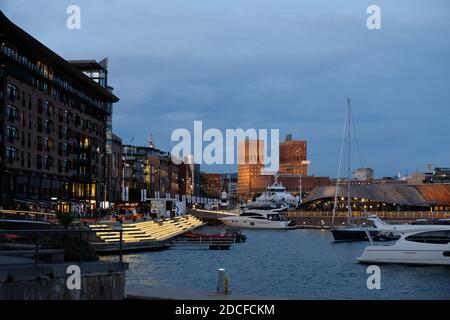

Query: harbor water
[109,226,450,299]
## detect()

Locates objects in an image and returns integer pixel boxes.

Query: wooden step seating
[89,215,204,243]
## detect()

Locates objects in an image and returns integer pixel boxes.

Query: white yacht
[367,215,450,239]
[357,227,450,265]
[218,208,294,229]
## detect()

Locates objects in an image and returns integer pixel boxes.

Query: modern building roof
[302,184,450,207]
[415,184,450,206]
[68,59,108,70]
[0,11,119,103]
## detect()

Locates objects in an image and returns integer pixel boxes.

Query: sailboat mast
[347,98,352,224]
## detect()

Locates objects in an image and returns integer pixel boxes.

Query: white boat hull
[358,244,450,265]
[218,217,291,229]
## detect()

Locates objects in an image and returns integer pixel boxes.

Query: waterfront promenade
[189,209,450,228]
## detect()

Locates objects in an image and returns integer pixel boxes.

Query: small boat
[183,230,247,242]
[357,226,450,265]
[331,225,381,242]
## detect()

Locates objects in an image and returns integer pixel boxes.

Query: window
[44,155,53,170]
[64,160,71,173]
[6,125,18,142]
[44,119,53,134]
[44,137,53,152]
[241,212,263,217]
[7,83,18,100]
[405,231,450,244]
[58,108,63,122]
[58,142,63,156]
[37,117,43,132]
[64,127,71,140]
[43,101,49,115]
[5,146,17,163]
[5,104,18,121]
[64,143,71,156]
[21,111,26,127]
[37,136,43,151]
[37,99,43,113]
[37,155,42,170]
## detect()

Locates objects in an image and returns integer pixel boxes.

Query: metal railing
[0,229,123,267]
[288,211,450,220]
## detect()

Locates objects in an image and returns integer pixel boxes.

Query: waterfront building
[121,144,201,202]
[107,133,123,204]
[237,136,317,200]
[301,184,450,212]
[220,173,238,199]
[0,12,119,211]
[200,172,222,198]
[177,160,201,198]
[237,139,265,199]
[122,144,169,202]
[279,136,308,176]
[352,168,374,181]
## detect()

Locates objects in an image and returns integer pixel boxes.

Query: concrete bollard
[216,268,230,295]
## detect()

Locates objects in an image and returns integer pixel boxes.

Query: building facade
[200,173,222,198]
[237,137,314,200]
[237,140,265,199]
[279,138,308,176]
[107,133,123,204]
[0,12,119,211]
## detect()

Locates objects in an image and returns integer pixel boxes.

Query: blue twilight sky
[1,0,449,177]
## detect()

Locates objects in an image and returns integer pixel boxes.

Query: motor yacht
[367,215,450,239]
[218,208,294,229]
[357,226,450,265]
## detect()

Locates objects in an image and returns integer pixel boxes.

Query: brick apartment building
[0,12,119,211]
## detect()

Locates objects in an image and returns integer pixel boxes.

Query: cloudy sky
[1,0,449,177]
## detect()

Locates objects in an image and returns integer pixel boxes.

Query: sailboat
[330,99,380,242]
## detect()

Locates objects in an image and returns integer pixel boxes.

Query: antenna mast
[347,98,352,224]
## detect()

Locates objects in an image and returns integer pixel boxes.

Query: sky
[1,0,449,177]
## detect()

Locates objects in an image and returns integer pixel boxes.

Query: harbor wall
[0,261,128,300]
